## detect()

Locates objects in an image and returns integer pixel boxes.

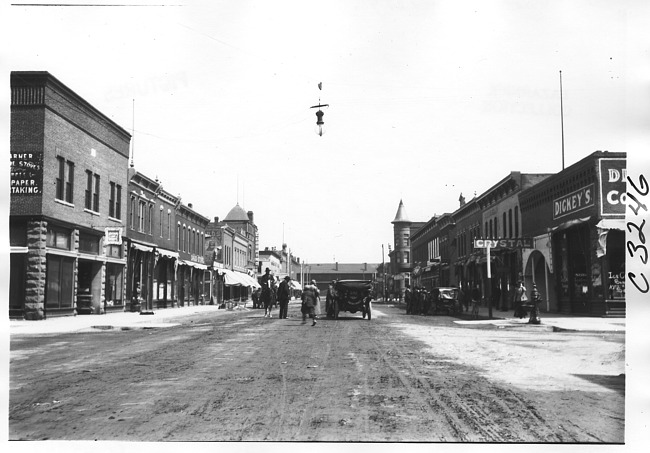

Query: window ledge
[84,208,100,216]
[108,216,123,224]
[54,198,74,208]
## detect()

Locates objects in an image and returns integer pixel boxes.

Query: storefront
[519,151,626,316]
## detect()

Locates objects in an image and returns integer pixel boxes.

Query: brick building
[10,71,131,319]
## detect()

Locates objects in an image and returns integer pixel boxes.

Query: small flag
[318,82,322,90]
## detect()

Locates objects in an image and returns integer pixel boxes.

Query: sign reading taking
[10,153,43,195]
[473,238,533,249]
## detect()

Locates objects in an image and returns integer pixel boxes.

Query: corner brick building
[10,71,131,319]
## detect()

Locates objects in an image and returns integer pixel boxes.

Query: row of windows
[485,207,519,241]
[55,156,122,219]
[128,197,206,255]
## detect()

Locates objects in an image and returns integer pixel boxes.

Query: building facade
[10,71,131,319]
[519,151,626,316]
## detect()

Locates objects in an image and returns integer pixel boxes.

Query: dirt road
[9,301,624,442]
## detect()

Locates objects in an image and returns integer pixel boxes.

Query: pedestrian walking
[261,267,274,318]
[528,284,542,324]
[513,280,528,319]
[326,280,336,317]
[405,287,412,314]
[277,276,291,319]
[301,280,320,326]
[457,285,467,312]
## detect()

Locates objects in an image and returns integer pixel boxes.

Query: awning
[290,281,302,291]
[240,273,261,289]
[131,242,154,253]
[219,269,260,288]
[156,248,179,260]
[597,218,625,230]
[596,218,625,257]
[178,260,208,270]
[551,216,591,233]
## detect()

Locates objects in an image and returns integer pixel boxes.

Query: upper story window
[56,157,74,203]
[85,171,100,212]
[148,204,153,235]
[167,212,172,240]
[109,182,122,219]
[138,201,146,232]
[159,206,164,237]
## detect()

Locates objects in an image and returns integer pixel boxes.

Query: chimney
[247,211,254,223]
[335,262,338,271]
[214,216,219,223]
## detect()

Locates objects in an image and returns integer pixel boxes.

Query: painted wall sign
[553,184,595,220]
[10,153,43,195]
[473,238,533,249]
[598,158,627,216]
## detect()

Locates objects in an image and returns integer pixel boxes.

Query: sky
[2,0,650,264]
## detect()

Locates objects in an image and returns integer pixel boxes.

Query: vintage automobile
[431,287,460,316]
[327,279,373,320]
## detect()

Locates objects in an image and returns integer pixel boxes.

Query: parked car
[431,287,460,315]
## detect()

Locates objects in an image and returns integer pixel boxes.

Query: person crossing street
[277,276,291,319]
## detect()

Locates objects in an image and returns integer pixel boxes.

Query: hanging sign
[473,238,533,249]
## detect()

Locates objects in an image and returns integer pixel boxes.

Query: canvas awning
[131,241,154,253]
[290,280,302,291]
[596,218,625,257]
[156,248,179,260]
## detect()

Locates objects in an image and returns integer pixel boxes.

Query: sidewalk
[8,304,238,336]
[376,300,626,333]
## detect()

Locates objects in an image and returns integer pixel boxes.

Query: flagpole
[560,71,564,170]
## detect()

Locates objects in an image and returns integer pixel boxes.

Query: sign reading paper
[599,158,627,216]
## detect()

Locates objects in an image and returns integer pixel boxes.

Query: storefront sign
[553,184,595,220]
[10,153,43,195]
[599,158,626,216]
[104,227,123,245]
[473,238,533,249]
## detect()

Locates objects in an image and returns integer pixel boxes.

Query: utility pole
[382,244,386,302]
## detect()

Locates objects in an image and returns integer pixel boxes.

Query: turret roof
[392,199,411,223]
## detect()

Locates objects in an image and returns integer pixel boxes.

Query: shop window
[107,244,122,258]
[607,230,625,300]
[47,226,71,250]
[46,255,74,309]
[10,221,27,247]
[79,232,100,254]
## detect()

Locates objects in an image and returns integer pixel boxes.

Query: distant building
[303,262,379,292]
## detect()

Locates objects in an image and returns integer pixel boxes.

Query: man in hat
[261,267,274,318]
[277,275,291,319]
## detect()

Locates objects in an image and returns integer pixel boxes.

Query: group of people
[258,267,320,325]
[402,280,541,323]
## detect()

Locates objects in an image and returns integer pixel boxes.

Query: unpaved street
[9,301,625,442]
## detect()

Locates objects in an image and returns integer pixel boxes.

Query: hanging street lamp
[310,82,329,136]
